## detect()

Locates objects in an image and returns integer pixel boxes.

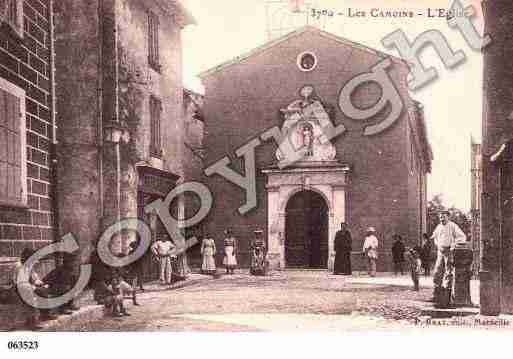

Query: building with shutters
[0,0,56,282]
[197,26,432,272]
[53,0,195,278]
[0,0,195,282]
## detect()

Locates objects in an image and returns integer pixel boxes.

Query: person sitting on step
[104,275,132,317]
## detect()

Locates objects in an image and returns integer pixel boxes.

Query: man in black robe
[334,222,352,275]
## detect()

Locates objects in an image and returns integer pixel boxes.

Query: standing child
[406,246,422,291]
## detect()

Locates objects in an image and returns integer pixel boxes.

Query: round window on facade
[297,52,318,72]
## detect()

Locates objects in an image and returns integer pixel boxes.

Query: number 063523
[7,341,39,350]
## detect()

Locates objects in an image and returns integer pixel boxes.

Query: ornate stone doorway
[263,163,350,270]
[285,190,329,268]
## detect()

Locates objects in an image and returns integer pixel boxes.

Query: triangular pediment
[199,25,407,79]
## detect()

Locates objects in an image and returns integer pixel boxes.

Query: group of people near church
[199,228,239,275]
[333,210,467,298]
[11,209,465,329]
[199,228,268,276]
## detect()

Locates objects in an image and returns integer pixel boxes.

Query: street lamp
[104,120,131,144]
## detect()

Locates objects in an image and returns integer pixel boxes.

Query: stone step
[420,305,480,318]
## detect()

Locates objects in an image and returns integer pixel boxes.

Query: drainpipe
[113,4,122,255]
[98,0,104,225]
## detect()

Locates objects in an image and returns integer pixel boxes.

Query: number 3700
[7,341,39,350]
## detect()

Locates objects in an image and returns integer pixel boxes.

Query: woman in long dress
[223,228,237,274]
[250,230,267,276]
[201,236,216,275]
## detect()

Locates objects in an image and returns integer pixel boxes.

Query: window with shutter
[148,10,160,71]
[0,78,27,207]
[150,96,162,158]
[0,0,23,37]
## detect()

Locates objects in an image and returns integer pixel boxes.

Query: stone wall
[54,0,102,267]
[481,0,513,313]
[470,141,481,277]
[183,89,204,186]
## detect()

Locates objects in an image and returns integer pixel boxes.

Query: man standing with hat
[363,227,379,277]
[430,210,466,301]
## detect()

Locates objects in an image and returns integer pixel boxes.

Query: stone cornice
[261,162,351,174]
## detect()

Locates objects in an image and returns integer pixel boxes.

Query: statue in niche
[302,122,314,156]
[275,85,339,165]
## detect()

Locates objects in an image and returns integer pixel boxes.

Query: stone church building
[198,26,432,272]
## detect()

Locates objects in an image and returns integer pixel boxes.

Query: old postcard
[0,0,512,355]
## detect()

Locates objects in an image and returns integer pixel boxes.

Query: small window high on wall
[0,78,27,207]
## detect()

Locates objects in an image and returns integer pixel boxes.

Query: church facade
[198,27,432,272]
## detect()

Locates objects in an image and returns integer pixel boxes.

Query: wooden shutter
[0,88,23,205]
[150,96,155,155]
[1,0,20,32]
[0,0,9,21]
[7,0,16,25]
[148,11,154,65]
[154,14,159,66]
[148,11,160,69]
[156,98,161,153]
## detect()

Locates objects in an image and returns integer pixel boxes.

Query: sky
[181,0,484,211]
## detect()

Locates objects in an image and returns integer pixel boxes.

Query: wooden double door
[285,190,329,268]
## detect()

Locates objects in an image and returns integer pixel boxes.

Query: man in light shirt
[363,227,379,277]
[431,210,467,299]
[151,236,176,285]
